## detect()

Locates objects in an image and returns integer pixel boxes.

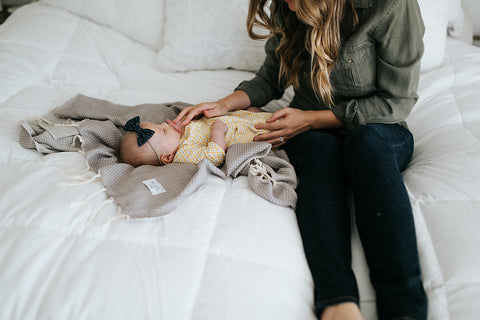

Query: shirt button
[348,59,353,64]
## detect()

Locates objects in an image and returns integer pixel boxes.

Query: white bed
[0,0,479,319]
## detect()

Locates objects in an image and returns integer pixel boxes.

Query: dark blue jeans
[283,124,427,320]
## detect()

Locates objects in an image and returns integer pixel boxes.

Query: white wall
[463,0,480,35]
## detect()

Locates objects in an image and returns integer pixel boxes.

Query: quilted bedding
[0,2,479,320]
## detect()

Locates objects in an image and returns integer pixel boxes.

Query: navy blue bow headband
[124,116,154,146]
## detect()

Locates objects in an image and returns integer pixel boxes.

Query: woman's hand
[254,107,344,148]
[253,107,311,148]
[174,91,251,126]
[174,101,229,126]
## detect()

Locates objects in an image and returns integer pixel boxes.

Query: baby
[119,110,272,167]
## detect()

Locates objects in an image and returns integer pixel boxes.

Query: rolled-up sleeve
[330,0,425,129]
[235,32,286,107]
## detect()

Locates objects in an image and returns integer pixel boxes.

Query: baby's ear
[160,153,174,165]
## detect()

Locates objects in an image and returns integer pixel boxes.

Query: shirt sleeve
[176,142,226,167]
[235,32,286,107]
[330,0,425,129]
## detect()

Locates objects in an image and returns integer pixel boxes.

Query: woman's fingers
[255,133,287,148]
[266,108,288,123]
[174,103,211,125]
[254,131,283,141]
[204,107,222,118]
[255,120,285,131]
[174,106,195,124]
[254,107,312,148]
[173,109,186,123]
[175,102,230,125]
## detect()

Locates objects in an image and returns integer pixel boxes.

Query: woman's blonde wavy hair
[247,0,358,106]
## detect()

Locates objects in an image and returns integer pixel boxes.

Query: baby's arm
[210,119,228,151]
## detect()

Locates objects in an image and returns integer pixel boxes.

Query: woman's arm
[176,28,286,126]
[330,0,425,130]
[235,32,286,107]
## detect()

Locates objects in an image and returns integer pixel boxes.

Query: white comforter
[0,3,479,320]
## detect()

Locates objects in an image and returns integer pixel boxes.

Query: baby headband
[124,116,154,146]
[124,116,162,165]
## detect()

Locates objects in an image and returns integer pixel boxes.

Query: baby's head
[119,117,182,167]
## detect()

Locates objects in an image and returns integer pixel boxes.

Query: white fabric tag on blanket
[143,179,166,196]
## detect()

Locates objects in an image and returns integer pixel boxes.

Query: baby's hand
[210,119,227,151]
[211,119,228,135]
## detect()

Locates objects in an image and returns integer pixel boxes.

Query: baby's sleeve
[174,142,226,167]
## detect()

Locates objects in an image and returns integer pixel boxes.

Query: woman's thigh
[343,123,414,175]
[284,130,360,305]
[283,129,346,206]
[283,130,352,266]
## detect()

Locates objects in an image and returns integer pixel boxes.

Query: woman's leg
[283,130,359,316]
[343,124,427,319]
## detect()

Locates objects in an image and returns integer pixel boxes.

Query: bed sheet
[405,38,480,320]
[0,4,317,320]
[1,3,480,320]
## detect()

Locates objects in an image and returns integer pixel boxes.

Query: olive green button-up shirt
[236,0,425,130]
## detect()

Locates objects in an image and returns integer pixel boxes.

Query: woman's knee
[344,125,385,153]
[344,125,393,164]
[344,124,413,170]
[343,125,396,178]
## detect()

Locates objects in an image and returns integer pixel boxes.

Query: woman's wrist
[217,90,251,112]
[307,109,344,130]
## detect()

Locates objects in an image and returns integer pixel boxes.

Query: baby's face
[142,121,182,156]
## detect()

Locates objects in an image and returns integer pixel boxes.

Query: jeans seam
[387,125,413,171]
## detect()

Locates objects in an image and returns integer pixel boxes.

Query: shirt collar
[353,0,372,8]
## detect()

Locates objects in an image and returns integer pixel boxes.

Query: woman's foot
[321,302,363,320]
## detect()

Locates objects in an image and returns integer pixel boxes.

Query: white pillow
[417,0,450,72]
[40,0,165,50]
[447,0,464,37]
[154,0,267,72]
[154,0,450,73]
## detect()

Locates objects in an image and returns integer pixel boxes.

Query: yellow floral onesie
[173,110,272,166]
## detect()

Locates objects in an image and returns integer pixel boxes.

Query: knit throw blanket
[19,94,297,218]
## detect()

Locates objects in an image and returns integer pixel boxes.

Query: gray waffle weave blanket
[19,94,297,218]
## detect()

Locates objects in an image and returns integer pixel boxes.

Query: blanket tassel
[63,150,91,175]
[36,116,85,127]
[87,197,115,223]
[249,159,276,186]
[59,172,101,187]
[102,209,130,226]
[72,187,107,206]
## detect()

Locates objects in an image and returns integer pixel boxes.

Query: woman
[175,0,428,319]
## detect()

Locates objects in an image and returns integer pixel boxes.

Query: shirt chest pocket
[330,43,376,95]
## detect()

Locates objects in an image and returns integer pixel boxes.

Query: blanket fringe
[71,134,84,147]
[72,187,107,206]
[59,172,101,187]
[249,159,276,186]
[67,186,129,226]
[102,211,130,227]
[36,116,85,127]
[63,150,91,175]
[87,197,115,223]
